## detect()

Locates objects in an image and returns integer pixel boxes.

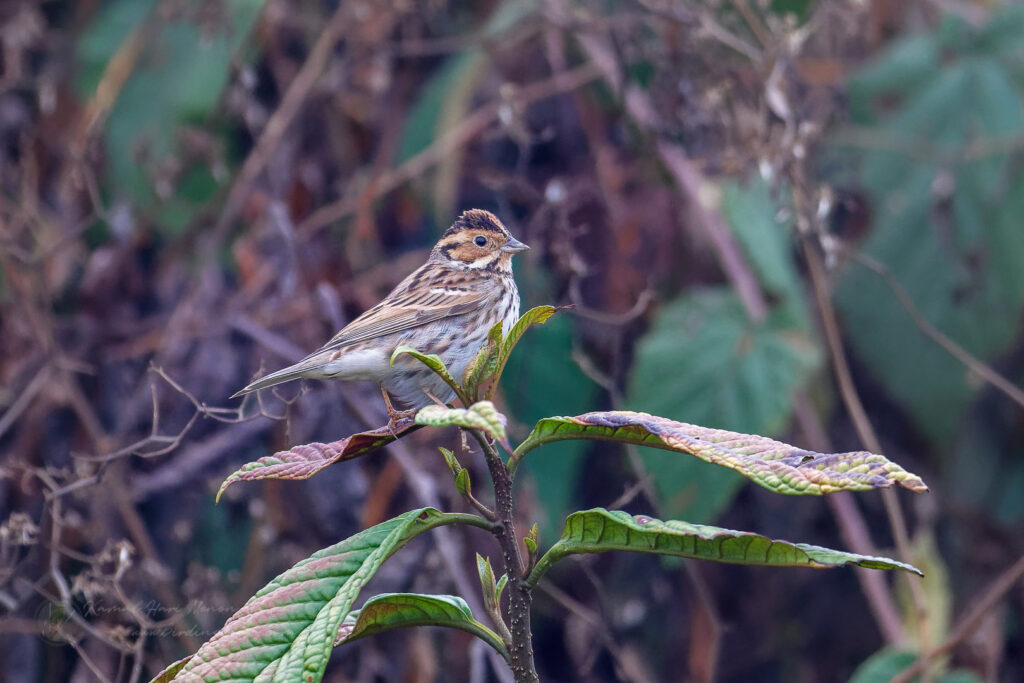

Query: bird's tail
[230,360,324,398]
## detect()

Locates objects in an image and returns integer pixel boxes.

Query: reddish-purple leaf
[216,419,418,502]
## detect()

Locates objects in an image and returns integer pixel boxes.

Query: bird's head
[431,209,529,273]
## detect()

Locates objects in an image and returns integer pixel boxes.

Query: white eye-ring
[474,236,487,247]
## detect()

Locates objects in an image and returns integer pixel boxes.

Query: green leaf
[438,446,462,477]
[721,178,805,327]
[849,648,984,683]
[461,320,503,400]
[768,0,815,21]
[476,553,498,614]
[216,421,418,502]
[523,536,537,554]
[390,345,466,404]
[484,305,559,400]
[523,523,539,555]
[454,468,471,496]
[526,509,923,588]
[415,401,508,442]
[472,553,511,649]
[75,0,154,96]
[974,4,1024,56]
[171,509,489,682]
[498,305,558,357]
[625,289,819,521]
[949,407,1024,524]
[847,33,939,117]
[515,411,927,495]
[336,593,508,661]
[476,553,496,593]
[390,344,451,377]
[196,499,251,574]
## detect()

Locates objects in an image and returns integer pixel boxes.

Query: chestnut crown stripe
[442,209,509,237]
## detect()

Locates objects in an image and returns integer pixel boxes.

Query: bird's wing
[317,285,485,353]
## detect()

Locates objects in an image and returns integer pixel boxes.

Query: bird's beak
[501,237,530,253]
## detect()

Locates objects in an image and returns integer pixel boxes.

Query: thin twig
[567,284,655,325]
[849,249,1024,411]
[792,394,908,646]
[0,364,50,440]
[130,418,271,502]
[460,481,498,521]
[730,0,772,49]
[41,493,129,655]
[800,230,931,666]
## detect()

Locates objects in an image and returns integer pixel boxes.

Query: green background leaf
[836,7,1024,446]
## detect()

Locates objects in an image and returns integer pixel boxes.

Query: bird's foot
[380,387,416,437]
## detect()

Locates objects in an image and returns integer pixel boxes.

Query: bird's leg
[380,386,416,435]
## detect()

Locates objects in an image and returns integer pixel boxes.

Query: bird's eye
[474,236,487,247]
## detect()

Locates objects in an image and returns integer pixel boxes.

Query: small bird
[232,209,528,420]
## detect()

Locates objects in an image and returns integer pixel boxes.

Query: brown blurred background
[2,0,1023,681]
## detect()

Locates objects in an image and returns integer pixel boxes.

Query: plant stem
[471,429,539,683]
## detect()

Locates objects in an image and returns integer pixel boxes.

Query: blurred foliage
[837,5,1024,447]
[2,0,1024,681]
